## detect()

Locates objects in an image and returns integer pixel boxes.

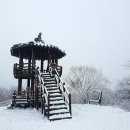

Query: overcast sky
[0,0,130,88]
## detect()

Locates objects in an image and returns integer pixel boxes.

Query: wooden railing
[49,65,72,116]
[49,63,62,77]
[13,63,35,77]
[12,90,34,107]
[36,70,50,118]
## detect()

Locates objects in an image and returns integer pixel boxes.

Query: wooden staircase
[40,72,72,121]
[11,65,72,121]
[12,92,29,108]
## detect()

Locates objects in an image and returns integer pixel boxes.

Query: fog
[0,0,130,88]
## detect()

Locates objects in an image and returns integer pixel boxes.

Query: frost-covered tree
[0,87,16,102]
[116,76,130,100]
[114,76,130,110]
[65,65,110,103]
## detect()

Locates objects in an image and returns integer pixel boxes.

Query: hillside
[0,104,130,130]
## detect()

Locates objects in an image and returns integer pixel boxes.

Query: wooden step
[44,81,56,85]
[50,102,65,106]
[43,78,55,81]
[46,84,57,87]
[47,87,59,91]
[49,93,62,98]
[49,113,72,121]
[48,91,60,94]
[41,74,50,77]
[15,101,28,104]
[45,104,67,110]
[49,109,69,116]
[50,98,63,102]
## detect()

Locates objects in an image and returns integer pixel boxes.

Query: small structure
[10,33,72,121]
[87,90,102,105]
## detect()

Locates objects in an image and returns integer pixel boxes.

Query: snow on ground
[0,104,130,130]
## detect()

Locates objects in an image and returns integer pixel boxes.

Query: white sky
[0,0,130,88]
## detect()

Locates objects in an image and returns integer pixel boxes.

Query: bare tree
[65,65,109,103]
[116,76,130,100]
[0,86,16,102]
[114,76,130,111]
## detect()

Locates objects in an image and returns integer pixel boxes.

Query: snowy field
[0,104,130,130]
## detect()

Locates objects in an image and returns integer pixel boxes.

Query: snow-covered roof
[10,40,66,60]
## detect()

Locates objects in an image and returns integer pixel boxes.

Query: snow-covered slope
[0,104,130,130]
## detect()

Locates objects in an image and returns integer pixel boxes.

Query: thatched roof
[10,41,66,60]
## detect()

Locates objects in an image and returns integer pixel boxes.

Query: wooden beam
[31,47,35,69]
[41,59,44,72]
[18,50,23,94]
[18,78,22,94]
[55,59,58,65]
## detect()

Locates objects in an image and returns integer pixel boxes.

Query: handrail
[36,68,49,116]
[49,63,62,77]
[14,63,36,70]
[49,65,72,115]
[13,63,35,76]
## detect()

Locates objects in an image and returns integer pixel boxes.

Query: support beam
[18,78,22,94]
[31,48,35,93]
[40,59,44,72]
[27,79,30,88]
[47,54,51,71]
[32,47,35,69]
[18,50,23,94]
[52,58,55,63]
[27,58,31,88]
[55,59,58,65]
[31,78,34,92]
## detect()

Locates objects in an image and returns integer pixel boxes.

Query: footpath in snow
[0,104,130,130]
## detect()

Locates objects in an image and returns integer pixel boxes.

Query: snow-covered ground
[0,104,130,130]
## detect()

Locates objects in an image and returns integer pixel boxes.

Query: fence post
[48,94,50,119]
[43,96,46,116]
[41,96,43,114]
[99,91,102,105]
[12,91,16,106]
[35,87,38,110]
[63,85,65,101]
[32,90,34,108]
[69,94,72,116]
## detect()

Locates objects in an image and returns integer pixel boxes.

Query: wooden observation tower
[10,33,72,121]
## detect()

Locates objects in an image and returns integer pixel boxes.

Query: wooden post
[31,78,34,92]
[31,47,35,93]
[27,58,31,88]
[48,94,50,119]
[41,97,43,114]
[63,86,65,102]
[32,47,35,69]
[47,54,51,72]
[55,59,58,65]
[43,96,46,116]
[31,78,35,108]
[18,50,23,94]
[52,58,55,63]
[27,79,30,88]
[18,78,22,94]
[36,87,39,110]
[12,91,16,106]
[99,91,102,105]
[41,59,44,72]
[69,94,72,116]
